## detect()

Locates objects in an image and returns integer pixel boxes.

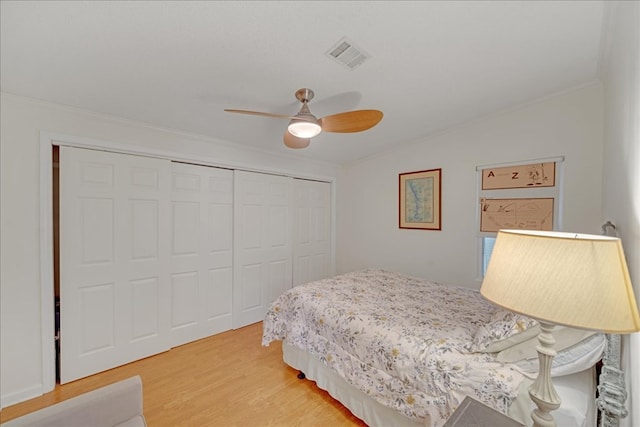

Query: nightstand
[444,396,525,427]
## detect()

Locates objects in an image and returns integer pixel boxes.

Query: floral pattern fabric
[262,269,525,427]
[472,308,540,352]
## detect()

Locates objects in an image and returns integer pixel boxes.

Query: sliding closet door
[59,147,171,384]
[233,170,293,328]
[169,162,233,347]
[293,179,332,286]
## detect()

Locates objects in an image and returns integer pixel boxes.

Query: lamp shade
[481,229,640,333]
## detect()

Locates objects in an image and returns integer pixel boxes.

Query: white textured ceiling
[1,1,605,165]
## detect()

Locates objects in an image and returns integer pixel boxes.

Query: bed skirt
[283,342,596,427]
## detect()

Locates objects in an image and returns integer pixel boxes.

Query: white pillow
[496,326,596,362]
[508,333,605,377]
[473,308,539,352]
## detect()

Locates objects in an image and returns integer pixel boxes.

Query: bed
[262,269,604,427]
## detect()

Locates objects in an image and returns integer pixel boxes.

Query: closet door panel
[268,259,289,303]
[79,283,115,352]
[293,179,332,287]
[233,171,293,328]
[171,201,199,256]
[169,163,233,347]
[206,267,233,319]
[129,277,160,341]
[59,147,171,384]
[130,199,159,260]
[79,197,114,263]
[170,271,199,329]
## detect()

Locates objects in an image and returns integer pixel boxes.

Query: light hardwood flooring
[0,322,368,426]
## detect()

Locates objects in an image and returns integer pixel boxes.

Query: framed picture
[480,197,554,232]
[481,162,556,190]
[399,168,441,230]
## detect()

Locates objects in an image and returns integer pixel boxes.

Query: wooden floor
[0,322,368,426]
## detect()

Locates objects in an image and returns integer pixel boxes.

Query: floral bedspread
[262,269,525,426]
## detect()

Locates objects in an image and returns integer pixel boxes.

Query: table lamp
[480,229,640,427]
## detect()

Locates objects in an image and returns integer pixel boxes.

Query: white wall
[336,83,604,288]
[0,93,339,408]
[600,2,640,426]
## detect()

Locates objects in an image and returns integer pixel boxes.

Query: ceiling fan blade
[320,110,383,133]
[283,131,310,149]
[224,109,296,120]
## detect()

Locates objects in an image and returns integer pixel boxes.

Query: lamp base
[529,321,561,427]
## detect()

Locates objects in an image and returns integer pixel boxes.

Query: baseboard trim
[1,384,44,410]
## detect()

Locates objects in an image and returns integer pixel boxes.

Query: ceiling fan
[224,88,383,149]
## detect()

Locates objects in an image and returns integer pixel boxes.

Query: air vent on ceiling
[325,37,370,70]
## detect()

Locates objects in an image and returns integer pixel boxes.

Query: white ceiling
[1,1,605,165]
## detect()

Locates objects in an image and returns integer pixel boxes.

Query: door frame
[38,131,336,393]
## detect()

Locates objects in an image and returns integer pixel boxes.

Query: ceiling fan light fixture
[287,119,321,138]
[225,88,383,149]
